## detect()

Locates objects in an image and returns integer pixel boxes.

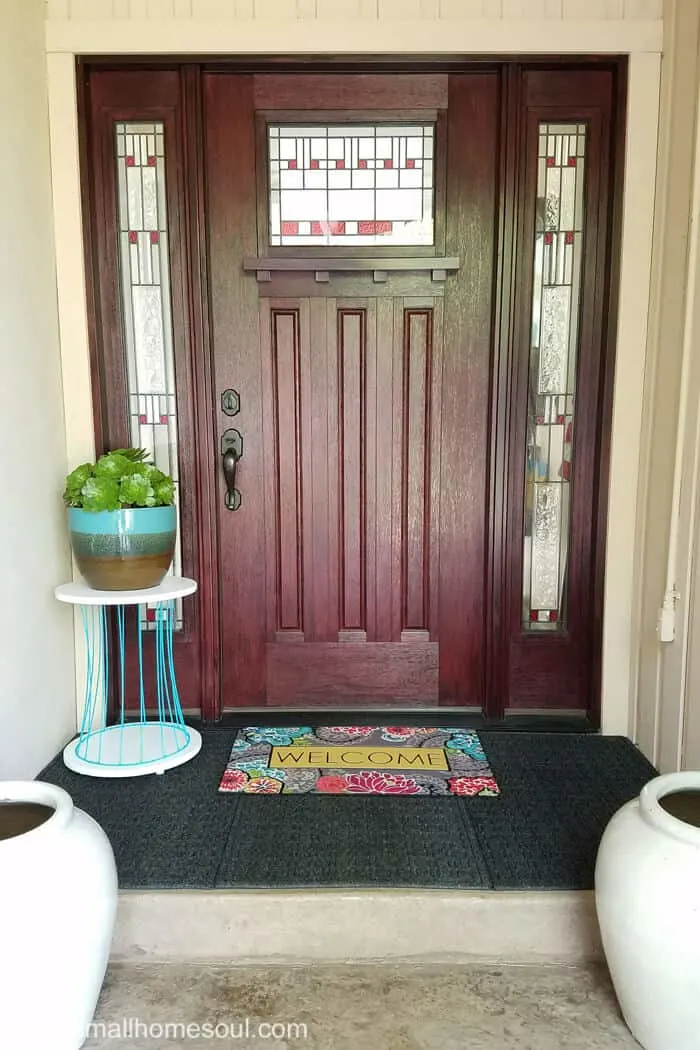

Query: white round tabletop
[55,576,197,606]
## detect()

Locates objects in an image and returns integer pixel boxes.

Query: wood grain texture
[305,296,334,640]
[254,273,447,299]
[254,74,448,110]
[402,308,432,631]
[271,308,303,632]
[437,73,499,707]
[204,72,268,706]
[181,64,221,721]
[339,309,366,631]
[484,63,519,719]
[267,642,439,704]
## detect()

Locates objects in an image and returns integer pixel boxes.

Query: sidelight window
[114,121,182,629]
[522,122,586,631]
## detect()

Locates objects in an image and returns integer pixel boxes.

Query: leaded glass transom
[268,123,435,247]
[522,123,587,632]
[115,122,182,630]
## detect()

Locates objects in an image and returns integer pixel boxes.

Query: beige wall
[664,0,700,770]
[684,495,700,766]
[633,0,700,770]
[0,0,76,778]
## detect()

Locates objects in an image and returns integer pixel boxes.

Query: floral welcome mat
[219,726,500,796]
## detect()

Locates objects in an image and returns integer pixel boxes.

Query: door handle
[221,429,243,511]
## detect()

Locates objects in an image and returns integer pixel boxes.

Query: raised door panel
[263,294,441,704]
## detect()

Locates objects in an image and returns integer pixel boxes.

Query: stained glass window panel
[268,124,435,246]
[522,122,586,631]
[115,122,182,630]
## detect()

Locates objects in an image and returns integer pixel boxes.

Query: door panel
[204,72,498,708]
[439,74,498,707]
[204,74,268,708]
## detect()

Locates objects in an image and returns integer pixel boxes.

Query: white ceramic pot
[595,771,700,1050]
[0,781,118,1050]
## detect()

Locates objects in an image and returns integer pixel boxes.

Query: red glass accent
[335,160,345,169]
[406,158,416,169]
[529,611,538,622]
[383,159,393,169]
[358,159,368,169]
[126,156,135,167]
[557,414,565,424]
[311,221,346,236]
[549,611,559,622]
[150,231,159,244]
[568,157,577,166]
[288,160,297,170]
[138,414,147,424]
[160,414,168,424]
[536,416,544,425]
[544,232,553,245]
[128,231,137,244]
[358,220,392,235]
[546,157,555,167]
[148,156,156,167]
[147,609,156,623]
[281,222,299,236]
[310,159,320,169]
[565,231,574,245]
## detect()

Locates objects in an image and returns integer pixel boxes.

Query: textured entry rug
[219,726,500,796]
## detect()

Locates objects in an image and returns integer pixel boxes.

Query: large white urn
[595,771,700,1050]
[0,781,117,1049]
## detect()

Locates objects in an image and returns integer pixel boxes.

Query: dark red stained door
[203,73,498,708]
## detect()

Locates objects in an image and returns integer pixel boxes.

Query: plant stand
[55,577,202,778]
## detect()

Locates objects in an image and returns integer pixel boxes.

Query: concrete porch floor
[84,960,637,1049]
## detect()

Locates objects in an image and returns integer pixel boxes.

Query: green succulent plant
[63,448,176,511]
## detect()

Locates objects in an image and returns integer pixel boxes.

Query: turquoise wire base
[63,724,202,778]
[64,598,201,778]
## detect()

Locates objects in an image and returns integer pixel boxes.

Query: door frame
[75,55,629,726]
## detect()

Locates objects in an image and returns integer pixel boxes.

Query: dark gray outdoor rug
[39,728,656,891]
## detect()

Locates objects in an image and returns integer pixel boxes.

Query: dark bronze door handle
[221,429,243,511]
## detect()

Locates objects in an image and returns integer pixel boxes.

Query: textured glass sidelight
[522,123,586,631]
[115,122,182,630]
[268,123,435,246]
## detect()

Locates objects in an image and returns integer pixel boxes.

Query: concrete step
[113,888,602,964]
[85,960,634,1050]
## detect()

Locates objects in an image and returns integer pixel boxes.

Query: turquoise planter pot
[69,506,176,591]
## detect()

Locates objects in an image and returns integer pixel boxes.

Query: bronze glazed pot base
[74,551,174,591]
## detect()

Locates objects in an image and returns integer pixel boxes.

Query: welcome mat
[219,727,500,796]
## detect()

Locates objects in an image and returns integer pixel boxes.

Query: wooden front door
[204,74,497,708]
[82,61,622,722]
